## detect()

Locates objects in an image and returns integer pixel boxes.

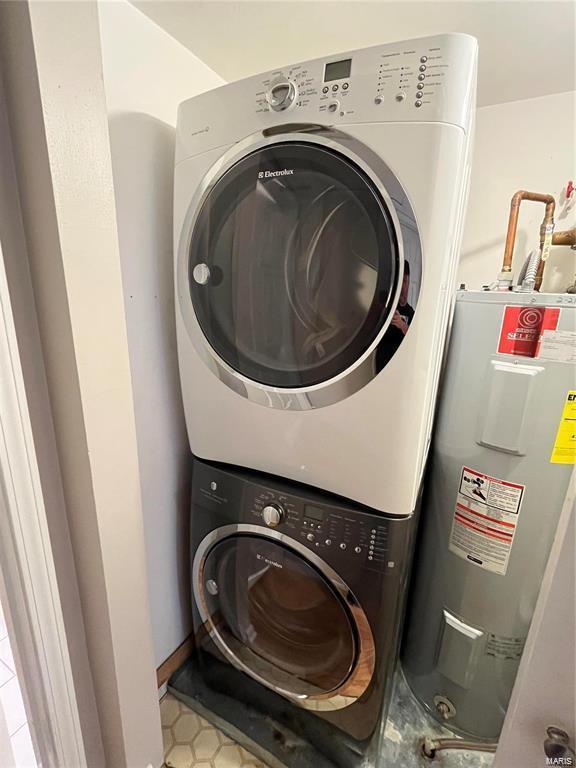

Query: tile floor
[0,602,37,767]
[161,693,268,768]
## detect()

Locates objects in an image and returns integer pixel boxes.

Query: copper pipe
[535,224,576,290]
[552,227,576,247]
[502,191,556,290]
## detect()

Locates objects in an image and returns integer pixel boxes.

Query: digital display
[305,505,324,522]
[324,59,352,82]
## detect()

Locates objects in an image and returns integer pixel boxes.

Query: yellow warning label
[551,391,576,464]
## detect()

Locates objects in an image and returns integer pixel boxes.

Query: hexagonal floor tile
[215,728,235,746]
[166,742,194,768]
[193,727,221,760]
[214,744,244,768]
[160,696,181,728]
[173,712,202,743]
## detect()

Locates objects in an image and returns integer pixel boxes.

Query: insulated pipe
[501,190,556,290]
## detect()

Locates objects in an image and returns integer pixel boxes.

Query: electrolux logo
[256,553,283,569]
[258,169,294,179]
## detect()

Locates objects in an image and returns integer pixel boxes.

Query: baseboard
[156,634,194,688]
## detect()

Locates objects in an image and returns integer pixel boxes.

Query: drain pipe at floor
[421,736,498,760]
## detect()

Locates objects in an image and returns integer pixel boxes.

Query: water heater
[402,290,575,740]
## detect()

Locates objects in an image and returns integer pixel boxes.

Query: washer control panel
[192,459,411,576]
[248,484,395,574]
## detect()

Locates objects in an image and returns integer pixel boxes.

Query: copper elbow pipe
[502,191,556,287]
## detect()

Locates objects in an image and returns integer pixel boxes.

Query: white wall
[97,0,224,668]
[132,1,576,108]
[0,2,164,765]
[459,90,576,292]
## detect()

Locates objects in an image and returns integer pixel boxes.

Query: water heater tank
[402,290,575,740]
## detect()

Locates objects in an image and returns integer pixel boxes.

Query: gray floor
[380,670,495,768]
[170,655,496,768]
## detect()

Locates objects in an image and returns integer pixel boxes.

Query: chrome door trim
[192,524,376,711]
[177,126,422,410]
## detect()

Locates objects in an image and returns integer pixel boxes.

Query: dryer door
[182,135,420,408]
[193,527,375,710]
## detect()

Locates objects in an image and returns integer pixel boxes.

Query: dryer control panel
[192,458,412,576]
[177,33,477,163]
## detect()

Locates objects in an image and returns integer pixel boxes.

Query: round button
[419,65,427,72]
[342,82,349,90]
[420,56,428,63]
[325,539,332,546]
[332,84,339,91]
[322,86,329,94]
[374,94,384,105]
[416,91,423,99]
[206,579,218,596]
[306,532,315,542]
[193,263,210,285]
[415,100,422,108]
[261,504,284,527]
[327,100,339,113]
[418,73,425,81]
[339,542,347,550]
[354,546,362,554]
[395,92,406,102]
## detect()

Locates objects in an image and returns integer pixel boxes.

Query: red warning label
[497,306,560,357]
[449,466,524,576]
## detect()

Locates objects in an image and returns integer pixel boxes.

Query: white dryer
[174,34,477,516]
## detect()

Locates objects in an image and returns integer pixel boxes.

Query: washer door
[188,140,400,390]
[193,527,375,709]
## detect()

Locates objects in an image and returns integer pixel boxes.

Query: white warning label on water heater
[448,466,524,576]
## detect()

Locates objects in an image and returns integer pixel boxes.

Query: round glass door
[189,142,399,388]
[198,534,357,698]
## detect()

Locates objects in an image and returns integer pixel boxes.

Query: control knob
[266,79,297,112]
[261,503,284,527]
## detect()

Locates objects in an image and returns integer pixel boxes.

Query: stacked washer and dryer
[172,34,478,766]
